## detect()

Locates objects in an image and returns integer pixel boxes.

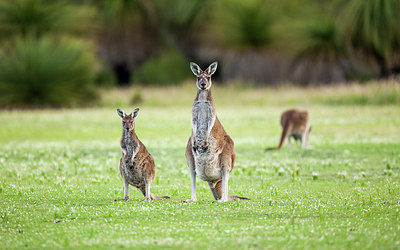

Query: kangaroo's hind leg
[216,136,235,202]
[138,184,151,201]
[182,139,197,203]
[119,159,130,201]
[208,180,222,201]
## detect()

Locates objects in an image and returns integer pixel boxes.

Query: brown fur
[117,108,169,201]
[266,109,311,150]
[183,62,249,202]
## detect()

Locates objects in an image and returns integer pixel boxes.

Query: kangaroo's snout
[200,83,206,88]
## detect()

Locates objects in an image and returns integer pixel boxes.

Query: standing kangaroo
[117,108,169,201]
[183,62,249,202]
[266,109,311,150]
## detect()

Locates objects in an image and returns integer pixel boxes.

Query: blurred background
[0,0,399,108]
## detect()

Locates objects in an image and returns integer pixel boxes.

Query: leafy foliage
[0,38,97,108]
[133,50,192,85]
[343,0,400,75]
[210,0,275,49]
[295,18,346,61]
[0,0,97,39]
[291,18,350,84]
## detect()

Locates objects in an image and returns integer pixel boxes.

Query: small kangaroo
[266,109,311,150]
[183,62,249,202]
[117,108,169,201]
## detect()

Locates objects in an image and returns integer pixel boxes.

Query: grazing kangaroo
[183,62,249,202]
[117,108,169,201]
[266,109,311,150]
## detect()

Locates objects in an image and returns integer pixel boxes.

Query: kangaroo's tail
[229,195,250,201]
[150,194,170,200]
[266,123,292,151]
[277,122,291,149]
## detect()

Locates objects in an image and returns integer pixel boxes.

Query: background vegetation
[0,0,399,107]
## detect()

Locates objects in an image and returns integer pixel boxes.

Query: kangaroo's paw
[202,141,208,151]
[181,198,197,203]
[192,139,199,152]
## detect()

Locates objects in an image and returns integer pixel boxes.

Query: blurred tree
[0,38,97,108]
[0,0,97,39]
[207,0,281,84]
[291,18,351,85]
[153,0,210,62]
[95,0,160,85]
[0,0,99,107]
[210,0,274,50]
[343,0,400,77]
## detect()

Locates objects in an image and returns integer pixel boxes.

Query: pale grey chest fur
[192,101,215,146]
[122,134,137,161]
[191,101,221,182]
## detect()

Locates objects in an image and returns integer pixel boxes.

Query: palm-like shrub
[151,0,210,62]
[210,0,274,49]
[291,18,350,84]
[133,50,191,85]
[95,0,160,85]
[343,0,400,76]
[0,0,97,39]
[0,38,97,108]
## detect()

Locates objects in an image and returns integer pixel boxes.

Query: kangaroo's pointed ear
[130,108,140,119]
[117,109,126,119]
[206,61,218,75]
[190,62,202,76]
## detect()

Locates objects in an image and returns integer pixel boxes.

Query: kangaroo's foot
[119,196,130,201]
[181,198,197,203]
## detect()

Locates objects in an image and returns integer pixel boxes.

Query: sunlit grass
[100,78,400,107]
[1,83,400,248]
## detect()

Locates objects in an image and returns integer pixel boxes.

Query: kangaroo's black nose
[201,83,206,88]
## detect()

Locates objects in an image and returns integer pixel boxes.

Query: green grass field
[1,83,400,249]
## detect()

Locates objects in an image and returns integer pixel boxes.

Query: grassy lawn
[1,83,400,249]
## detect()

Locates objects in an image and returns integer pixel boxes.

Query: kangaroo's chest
[193,136,222,182]
[122,156,145,187]
[121,142,144,187]
[192,101,215,145]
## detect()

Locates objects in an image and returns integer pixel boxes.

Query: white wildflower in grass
[337,171,348,180]
[277,167,285,176]
[312,172,319,180]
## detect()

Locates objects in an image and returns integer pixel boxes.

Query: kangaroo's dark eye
[122,121,126,125]
[130,121,133,125]
[207,77,211,81]
[197,77,201,80]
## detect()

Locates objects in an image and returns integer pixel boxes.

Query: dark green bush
[0,38,98,108]
[94,63,116,88]
[0,0,97,39]
[210,0,275,49]
[343,0,400,76]
[133,50,191,85]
